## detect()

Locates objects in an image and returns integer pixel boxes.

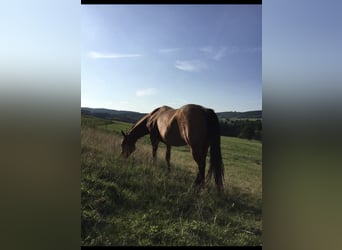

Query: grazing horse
[120,104,224,192]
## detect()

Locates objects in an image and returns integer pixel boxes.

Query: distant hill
[81,107,262,123]
[216,110,262,120]
[81,107,146,123]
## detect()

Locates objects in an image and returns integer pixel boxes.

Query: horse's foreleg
[152,142,159,164]
[166,145,171,170]
[150,135,159,165]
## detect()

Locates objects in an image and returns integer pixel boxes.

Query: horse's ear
[121,130,126,137]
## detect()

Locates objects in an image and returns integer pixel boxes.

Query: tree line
[219,119,262,141]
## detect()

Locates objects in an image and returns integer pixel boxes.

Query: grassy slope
[81,116,262,246]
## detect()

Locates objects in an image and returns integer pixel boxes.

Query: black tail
[206,109,224,192]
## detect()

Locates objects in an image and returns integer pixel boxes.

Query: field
[81,115,262,246]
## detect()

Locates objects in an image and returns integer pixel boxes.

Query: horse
[120,104,224,193]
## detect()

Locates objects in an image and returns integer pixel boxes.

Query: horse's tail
[206,109,225,192]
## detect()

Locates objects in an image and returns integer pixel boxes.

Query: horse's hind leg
[195,165,205,189]
[191,147,207,189]
[166,145,171,170]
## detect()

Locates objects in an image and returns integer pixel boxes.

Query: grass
[81,115,262,246]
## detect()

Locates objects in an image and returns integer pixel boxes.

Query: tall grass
[81,117,262,246]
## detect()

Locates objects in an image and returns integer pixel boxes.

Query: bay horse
[120,104,224,192]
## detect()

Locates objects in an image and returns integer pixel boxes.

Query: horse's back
[147,106,174,126]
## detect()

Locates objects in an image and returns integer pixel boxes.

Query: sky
[81,5,261,113]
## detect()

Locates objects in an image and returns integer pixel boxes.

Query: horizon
[81,5,261,113]
[81,106,262,114]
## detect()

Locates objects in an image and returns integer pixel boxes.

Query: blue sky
[81,5,261,113]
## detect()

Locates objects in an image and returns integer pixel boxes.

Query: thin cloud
[136,88,158,97]
[199,46,214,53]
[88,51,142,59]
[175,60,206,72]
[199,46,238,60]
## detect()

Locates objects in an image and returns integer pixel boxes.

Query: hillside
[81,115,262,246]
[81,107,262,123]
[216,110,262,120]
[81,107,146,123]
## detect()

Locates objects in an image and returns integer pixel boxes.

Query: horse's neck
[129,116,149,142]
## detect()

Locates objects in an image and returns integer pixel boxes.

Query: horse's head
[120,130,136,158]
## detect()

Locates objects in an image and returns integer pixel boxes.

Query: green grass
[98,120,133,135]
[81,115,262,246]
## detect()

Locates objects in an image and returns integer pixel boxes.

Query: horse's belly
[163,132,186,146]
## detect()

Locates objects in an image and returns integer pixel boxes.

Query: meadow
[81,115,262,246]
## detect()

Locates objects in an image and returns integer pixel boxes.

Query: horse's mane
[130,106,168,132]
[130,113,149,132]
